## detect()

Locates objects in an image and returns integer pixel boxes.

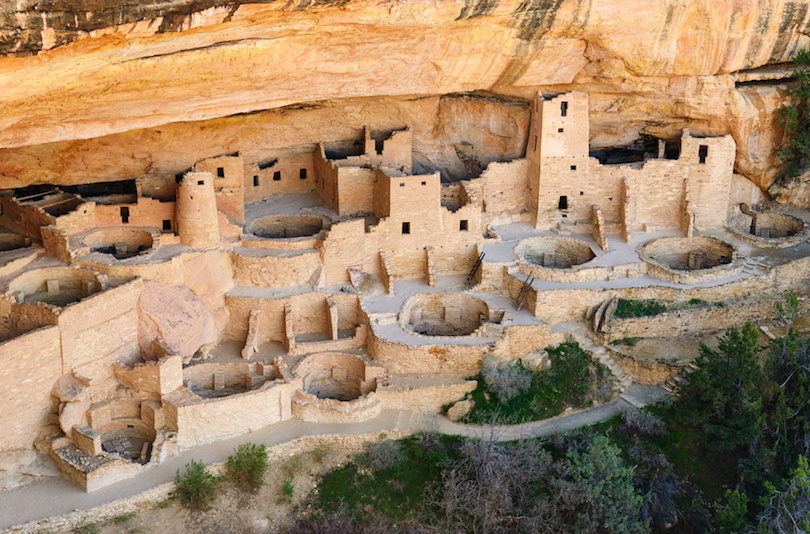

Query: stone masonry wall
[0,326,62,451]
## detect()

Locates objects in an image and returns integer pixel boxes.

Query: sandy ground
[58,447,355,534]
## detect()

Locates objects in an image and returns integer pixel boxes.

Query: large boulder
[138,280,217,361]
[52,374,90,435]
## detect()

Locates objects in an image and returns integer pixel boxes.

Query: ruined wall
[58,279,143,401]
[229,249,321,287]
[0,197,55,240]
[93,198,175,232]
[164,381,297,449]
[682,134,737,229]
[245,151,316,203]
[320,219,379,284]
[0,326,62,451]
[336,166,376,216]
[478,159,529,219]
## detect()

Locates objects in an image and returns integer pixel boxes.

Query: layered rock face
[0,0,808,196]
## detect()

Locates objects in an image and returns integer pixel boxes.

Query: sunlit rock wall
[0,0,807,197]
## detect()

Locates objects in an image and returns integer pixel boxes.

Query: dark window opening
[664,139,681,160]
[120,206,130,224]
[273,171,281,181]
[558,196,568,210]
[257,159,277,170]
[558,128,564,133]
[402,222,410,234]
[421,181,426,186]
[162,219,171,231]
[580,191,584,195]
[299,168,307,180]
[571,165,577,171]
[698,145,708,164]
[400,183,405,187]
[197,180,205,186]
[253,175,259,187]
[561,101,568,117]
[127,425,134,429]
[217,167,225,178]
[460,220,468,231]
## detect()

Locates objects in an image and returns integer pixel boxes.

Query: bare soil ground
[55,447,355,534]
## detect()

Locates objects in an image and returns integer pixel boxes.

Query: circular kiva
[82,227,154,259]
[245,215,324,240]
[515,235,596,269]
[400,293,490,337]
[638,236,744,284]
[295,352,376,401]
[8,266,101,306]
[727,210,810,248]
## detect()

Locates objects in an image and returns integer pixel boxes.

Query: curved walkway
[0,385,663,532]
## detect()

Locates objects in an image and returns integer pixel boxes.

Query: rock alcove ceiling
[0,0,807,200]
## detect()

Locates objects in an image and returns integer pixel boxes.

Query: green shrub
[278,478,295,504]
[615,299,666,318]
[225,443,268,491]
[611,337,639,347]
[175,459,218,509]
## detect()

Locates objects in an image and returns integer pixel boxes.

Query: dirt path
[0,385,664,532]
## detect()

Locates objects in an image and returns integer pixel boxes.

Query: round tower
[176,171,220,248]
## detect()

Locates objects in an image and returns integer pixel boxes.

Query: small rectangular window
[558,196,568,210]
[197,180,205,186]
[698,145,708,164]
[217,167,225,178]
[561,101,568,117]
[299,168,307,180]
[400,183,405,187]
[570,165,577,171]
[460,220,468,231]
[421,181,426,186]
[253,175,259,187]
[273,171,281,181]
[162,219,171,231]
[402,222,410,234]
[558,128,564,133]
[120,206,130,224]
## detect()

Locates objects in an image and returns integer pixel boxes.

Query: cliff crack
[115,38,274,64]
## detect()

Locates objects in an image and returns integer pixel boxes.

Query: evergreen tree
[766,295,810,464]
[678,322,766,454]
[779,49,810,179]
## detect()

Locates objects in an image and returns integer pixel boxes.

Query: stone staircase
[565,325,633,392]
[551,218,576,236]
[742,257,772,276]
[478,322,505,338]
[661,361,698,394]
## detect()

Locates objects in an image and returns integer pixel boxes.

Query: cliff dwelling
[0,84,807,499]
